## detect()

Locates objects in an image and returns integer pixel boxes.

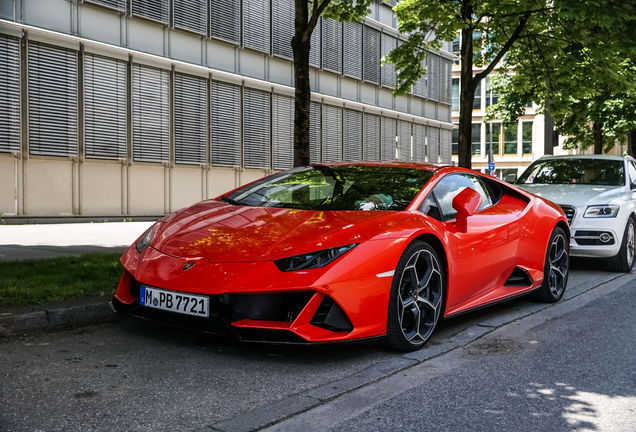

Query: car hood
[516,184,625,207]
[151,200,394,262]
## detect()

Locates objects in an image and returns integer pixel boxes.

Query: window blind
[131,0,169,24]
[84,0,126,12]
[210,0,240,43]
[132,64,170,163]
[428,126,440,162]
[309,18,321,68]
[210,80,241,166]
[272,94,293,170]
[272,0,294,59]
[381,117,396,161]
[363,26,380,84]
[322,104,342,163]
[322,19,342,74]
[381,33,397,88]
[243,87,271,169]
[175,73,207,165]
[0,34,20,154]
[309,101,321,163]
[28,42,78,157]
[363,112,380,161]
[84,54,127,160]
[398,120,411,161]
[174,0,207,35]
[343,22,362,79]
[243,0,271,54]
[412,124,426,162]
[344,109,362,161]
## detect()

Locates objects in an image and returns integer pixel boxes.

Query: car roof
[312,161,446,172]
[536,154,631,162]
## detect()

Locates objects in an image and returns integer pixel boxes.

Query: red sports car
[110,162,569,351]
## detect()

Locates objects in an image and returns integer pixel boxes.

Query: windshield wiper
[220,195,243,206]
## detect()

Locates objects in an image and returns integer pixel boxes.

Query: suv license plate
[140,286,209,318]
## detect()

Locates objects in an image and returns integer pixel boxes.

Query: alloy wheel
[548,233,569,296]
[627,221,635,268]
[397,249,443,345]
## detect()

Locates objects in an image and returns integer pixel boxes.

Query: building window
[323,104,343,162]
[473,79,482,110]
[413,124,426,161]
[243,0,270,53]
[471,123,481,156]
[504,124,518,155]
[344,109,363,161]
[272,0,294,59]
[363,112,380,161]
[381,117,396,161]
[524,101,533,108]
[363,26,381,84]
[309,101,321,163]
[272,94,294,170]
[174,0,207,35]
[343,22,362,79]
[381,33,397,88]
[131,0,169,24]
[522,122,533,155]
[210,80,241,167]
[452,128,458,156]
[452,35,460,65]
[322,19,342,74]
[210,0,240,44]
[485,122,500,156]
[452,78,459,111]
[486,77,498,107]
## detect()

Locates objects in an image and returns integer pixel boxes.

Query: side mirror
[505,173,517,183]
[452,187,483,232]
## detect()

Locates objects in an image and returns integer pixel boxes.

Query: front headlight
[274,243,359,272]
[135,225,155,253]
[584,205,619,218]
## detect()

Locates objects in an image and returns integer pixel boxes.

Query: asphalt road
[0,261,633,432]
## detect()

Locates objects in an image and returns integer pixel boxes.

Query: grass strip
[0,253,123,308]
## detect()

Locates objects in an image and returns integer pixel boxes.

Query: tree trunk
[292,1,312,167]
[628,129,636,158]
[593,122,603,154]
[457,22,475,169]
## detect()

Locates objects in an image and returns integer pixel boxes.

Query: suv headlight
[135,225,155,253]
[274,243,359,272]
[584,205,619,218]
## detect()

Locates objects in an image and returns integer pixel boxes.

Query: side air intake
[504,267,533,287]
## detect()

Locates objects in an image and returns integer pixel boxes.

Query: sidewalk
[0,221,154,261]
[0,221,153,335]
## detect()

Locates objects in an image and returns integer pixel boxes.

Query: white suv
[514,154,636,272]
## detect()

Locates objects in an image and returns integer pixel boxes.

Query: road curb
[0,295,115,335]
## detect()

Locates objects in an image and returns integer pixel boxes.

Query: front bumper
[568,215,623,259]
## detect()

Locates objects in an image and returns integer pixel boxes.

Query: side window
[628,162,636,186]
[419,194,442,221]
[431,174,493,221]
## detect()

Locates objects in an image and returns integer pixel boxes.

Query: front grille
[559,205,576,225]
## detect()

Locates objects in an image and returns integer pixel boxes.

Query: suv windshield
[224,165,434,211]
[517,158,625,186]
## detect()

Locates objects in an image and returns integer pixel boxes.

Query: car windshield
[224,165,434,211]
[517,158,625,186]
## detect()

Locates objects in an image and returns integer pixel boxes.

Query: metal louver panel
[344,109,362,161]
[84,0,126,11]
[175,73,207,165]
[428,54,440,102]
[211,80,241,166]
[243,0,271,54]
[272,0,294,59]
[132,64,169,163]
[381,117,396,161]
[440,129,452,164]
[412,124,426,162]
[210,0,240,43]
[343,22,362,79]
[243,87,271,169]
[440,58,452,104]
[381,33,397,88]
[322,105,342,163]
[28,42,78,157]
[322,19,342,74]
[363,26,380,84]
[428,126,440,162]
[131,0,169,24]
[363,112,380,161]
[309,18,321,68]
[0,35,20,154]
[397,120,411,161]
[84,54,126,160]
[310,101,321,163]
[413,58,426,97]
[272,94,293,170]
[174,0,207,35]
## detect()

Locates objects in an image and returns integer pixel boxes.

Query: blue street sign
[488,162,495,171]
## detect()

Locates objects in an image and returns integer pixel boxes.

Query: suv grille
[559,205,576,225]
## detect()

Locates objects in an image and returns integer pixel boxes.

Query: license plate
[140,286,209,318]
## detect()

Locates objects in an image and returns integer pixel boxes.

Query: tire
[534,226,569,303]
[607,216,635,273]
[384,241,445,352]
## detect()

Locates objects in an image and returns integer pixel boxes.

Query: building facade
[0,0,454,219]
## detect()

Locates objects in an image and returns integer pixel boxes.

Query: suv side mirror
[505,173,517,183]
[452,187,483,232]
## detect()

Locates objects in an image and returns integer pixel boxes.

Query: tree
[483,1,636,155]
[388,0,558,169]
[292,1,373,167]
